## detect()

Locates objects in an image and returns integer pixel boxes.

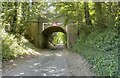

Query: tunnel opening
[48,32,67,50]
[42,26,67,49]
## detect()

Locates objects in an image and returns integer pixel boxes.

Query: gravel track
[2,49,94,76]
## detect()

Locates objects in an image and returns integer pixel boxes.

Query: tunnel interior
[42,26,67,49]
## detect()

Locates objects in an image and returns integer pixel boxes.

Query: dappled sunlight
[3,49,69,76]
[10,65,66,76]
[3,49,95,76]
[42,66,66,76]
[2,29,42,62]
[29,62,41,68]
[12,63,17,67]
[26,48,41,56]
[27,60,32,63]
[34,63,40,66]
[22,41,42,56]
[19,72,25,75]
[55,53,63,57]
[29,66,33,68]
[2,1,119,76]
[34,70,39,72]
[44,53,53,56]
[13,72,25,76]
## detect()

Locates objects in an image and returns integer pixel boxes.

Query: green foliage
[1,2,49,61]
[1,2,119,76]
[53,2,84,25]
[2,2,47,36]
[54,2,119,29]
[55,2,119,76]
[2,29,29,61]
[72,27,119,76]
[49,32,66,45]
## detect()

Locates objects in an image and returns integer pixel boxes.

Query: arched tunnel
[42,26,67,49]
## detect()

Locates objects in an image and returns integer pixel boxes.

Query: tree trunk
[84,2,92,25]
[94,2,106,29]
[10,2,17,34]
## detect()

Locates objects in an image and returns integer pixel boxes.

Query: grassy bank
[72,27,119,77]
[2,29,40,62]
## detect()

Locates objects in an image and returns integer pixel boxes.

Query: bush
[2,29,28,61]
[72,27,119,77]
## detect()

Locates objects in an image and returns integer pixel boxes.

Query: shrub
[72,27,119,76]
[2,29,28,61]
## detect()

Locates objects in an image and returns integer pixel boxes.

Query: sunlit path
[3,49,94,76]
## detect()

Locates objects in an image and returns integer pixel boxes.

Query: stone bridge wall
[25,18,78,49]
[26,22,39,47]
[67,24,78,48]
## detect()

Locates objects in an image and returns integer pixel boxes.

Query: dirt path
[2,49,95,76]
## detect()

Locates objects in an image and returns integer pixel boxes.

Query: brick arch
[42,26,67,48]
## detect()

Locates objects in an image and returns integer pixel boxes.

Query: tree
[84,2,92,25]
[2,2,48,37]
[94,2,106,29]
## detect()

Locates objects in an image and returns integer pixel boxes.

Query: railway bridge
[26,17,78,49]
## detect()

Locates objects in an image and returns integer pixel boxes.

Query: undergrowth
[2,29,40,62]
[72,27,119,77]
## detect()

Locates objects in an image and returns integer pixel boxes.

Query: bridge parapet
[42,23,66,31]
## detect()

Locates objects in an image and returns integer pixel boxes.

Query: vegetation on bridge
[1,2,119,77]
